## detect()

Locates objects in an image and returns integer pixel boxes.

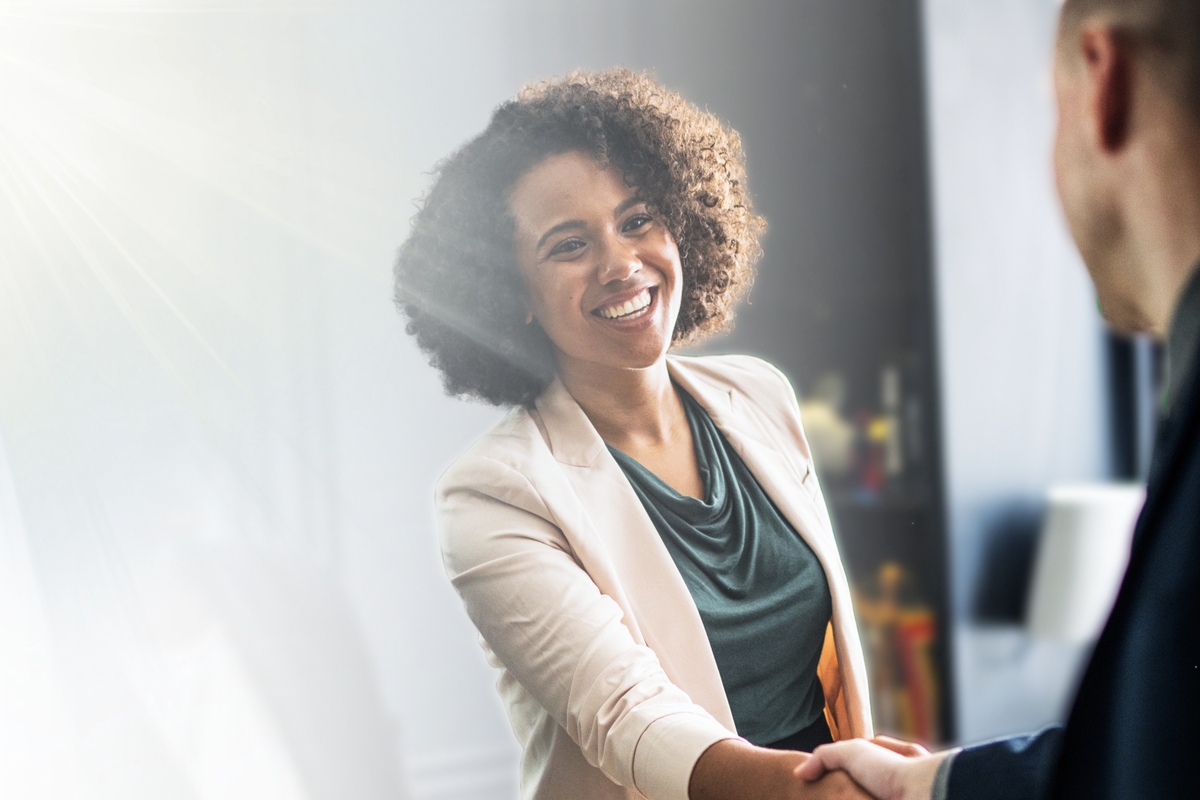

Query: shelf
[827,490,930,512]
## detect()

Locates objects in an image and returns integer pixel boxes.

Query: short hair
[393,69,764,406]
[1059,0,1200,121]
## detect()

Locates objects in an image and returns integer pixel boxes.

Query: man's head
[1054,0,1200,336]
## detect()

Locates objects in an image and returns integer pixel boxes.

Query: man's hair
[1060,0,1200,120]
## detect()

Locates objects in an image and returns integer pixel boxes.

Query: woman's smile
[594,286,656,321]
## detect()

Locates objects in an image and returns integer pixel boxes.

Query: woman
[395,69,872,800]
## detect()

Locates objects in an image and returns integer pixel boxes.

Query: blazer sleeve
[946,726,1064,800]
[437,454,738,800]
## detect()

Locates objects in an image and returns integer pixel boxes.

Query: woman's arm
[438,454,735,798]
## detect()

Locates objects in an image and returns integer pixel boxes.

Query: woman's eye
[548,238,585,257]
[623,214,652,233]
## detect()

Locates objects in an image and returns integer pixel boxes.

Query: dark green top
[607,388,832,745]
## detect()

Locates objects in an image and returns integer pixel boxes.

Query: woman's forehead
[509,152,637,231]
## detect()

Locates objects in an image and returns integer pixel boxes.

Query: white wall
[0,4,519,799]
[921,0,1112,741]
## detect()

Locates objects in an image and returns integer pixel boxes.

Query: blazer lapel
[668,361,843,573]
[532,377,737,730]
[1134,342,1200,556]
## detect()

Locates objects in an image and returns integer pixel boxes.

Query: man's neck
[1130,109,1200,337]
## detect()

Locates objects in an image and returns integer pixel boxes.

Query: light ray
[0,117,200,402]
[0,145,196,738]
[0,98,348,544]
[0,197,202,764]
[0,124,293,542]
[0,26,387,290]
[8,107,245,391]
[0,0,409,547]
[397,281,553,382]
[0,1,328,16]
[0,4,423,794]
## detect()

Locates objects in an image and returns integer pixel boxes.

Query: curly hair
[394,68,764,406]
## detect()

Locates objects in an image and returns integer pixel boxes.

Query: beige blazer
[437,354,872,800]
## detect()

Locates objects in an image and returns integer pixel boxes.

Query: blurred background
[0,1,1157,798]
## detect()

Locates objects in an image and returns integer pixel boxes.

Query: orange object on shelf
[853,561,941,745]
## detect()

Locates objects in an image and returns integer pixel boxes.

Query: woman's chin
[595,329,674,371]
[556,345,671,381]
[555,296,681,379]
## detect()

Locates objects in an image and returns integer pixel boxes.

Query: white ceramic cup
[1025,483,1146,642]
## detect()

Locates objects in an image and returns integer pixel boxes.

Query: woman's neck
[556,357,686,452]
[558,354,704,499]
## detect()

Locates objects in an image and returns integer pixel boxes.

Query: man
[797,0,1200,798]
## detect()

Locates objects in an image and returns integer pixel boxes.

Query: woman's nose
[596,239,641,285]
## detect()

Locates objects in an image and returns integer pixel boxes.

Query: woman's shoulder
[436,405,552,495]
[669,353,798,404]
[435,405,568,572]
[670,353,809,448]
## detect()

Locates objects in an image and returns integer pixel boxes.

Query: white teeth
[600,290,652,320]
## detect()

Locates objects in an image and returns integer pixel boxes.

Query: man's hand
[869,736,929,759]
[794,737,957,800]
[689,739,874,799]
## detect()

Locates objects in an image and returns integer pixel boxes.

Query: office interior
[0,1,1154,798]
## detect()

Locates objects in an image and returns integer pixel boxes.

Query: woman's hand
[689,739,871,800]
[793,737,954,800]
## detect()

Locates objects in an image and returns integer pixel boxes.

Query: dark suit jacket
[948,342,1200,799]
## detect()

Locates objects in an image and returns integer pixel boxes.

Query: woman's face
[509,150,683,380]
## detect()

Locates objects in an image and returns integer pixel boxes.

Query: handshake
[691,734,959,800]
[792,736,956,800]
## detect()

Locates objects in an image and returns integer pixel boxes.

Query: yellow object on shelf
[867,417,891,443]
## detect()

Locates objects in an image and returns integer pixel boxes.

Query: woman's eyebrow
[613,196,644,217]
[536,220,584,251]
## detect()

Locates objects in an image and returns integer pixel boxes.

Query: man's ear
[1080,23,1135,152]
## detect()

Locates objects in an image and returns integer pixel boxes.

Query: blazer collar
[532,376,605,467]
[531,357,834,581]
[532,357,737,468]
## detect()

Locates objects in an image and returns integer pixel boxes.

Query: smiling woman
[394,70,873,800]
